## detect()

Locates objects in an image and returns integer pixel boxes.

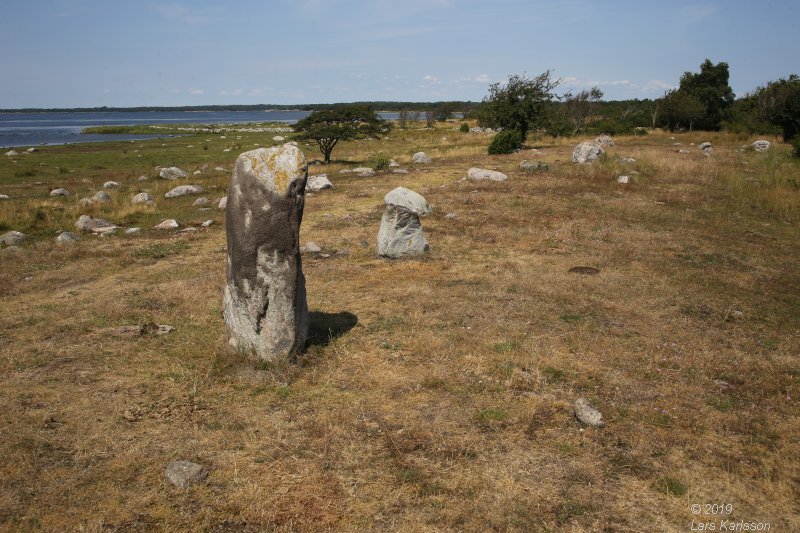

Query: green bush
[459,123,469,133]
[372,155,391,171]
[488,130,522,154]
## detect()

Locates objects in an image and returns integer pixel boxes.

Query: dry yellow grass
[0,125,798,531]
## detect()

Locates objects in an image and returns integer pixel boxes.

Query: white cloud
[475,74,490,83]
[189,88,204,95]
[152,3,209,25]
[423,74,440,84]
[248,88,265,96]
[232,88,244,96]
[642,79,675,92]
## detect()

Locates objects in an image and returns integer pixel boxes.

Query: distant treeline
[0,102,480,114]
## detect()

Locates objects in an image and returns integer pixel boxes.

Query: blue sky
[0,0,797,107]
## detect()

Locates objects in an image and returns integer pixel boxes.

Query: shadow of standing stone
[305,311,359,348]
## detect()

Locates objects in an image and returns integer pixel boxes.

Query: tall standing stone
[224,145,309,361]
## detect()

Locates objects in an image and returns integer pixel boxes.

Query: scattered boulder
[75,215,117,234]
[389,160,400,167]
[445,212,458,220]
[622,157,636,164]
[678,149,690,154]
[752,140,770,152]
[0,194,9,200]
[78,198,93,208]
[392,169,409,175]
[306,174,333,191]
[302,241,321,253]
[357,169,375,177]
[103,181,119,189]
[698,142,712,151]
[574,398,604,427]
[193,170,201,175]
[92,190,111,203]
[595,134,614,146]
[272,136,285,142]
[165,460,207,489]
[0,231,26,245]
[55,231,79,244]
[377,187,430,258]
[519,160,548,171]
[137,175,149,182]
[5,150,19,157]
[50,188,70,197]
[214,166,227,172]
[617,175,630,184]
[125,227,141,235]
[192,197,211,207]
[224,145,309,362]
[467,168,508,181]
[165,185,203,198]
[412,152,431,164]
[159,167,188,180]
[572,142,604,163]
[26,147,38,153]
[218,197,227,210]
[339,169,353,175]
[154,219,179,230]
[201,220,214,228]
[131,192,154,205]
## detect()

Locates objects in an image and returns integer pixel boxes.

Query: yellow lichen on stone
[240,145,303,195]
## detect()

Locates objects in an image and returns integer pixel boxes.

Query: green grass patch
[478,408,508,421]
[653,476,687,497]
[133,241,189,259]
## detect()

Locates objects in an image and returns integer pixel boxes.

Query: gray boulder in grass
[377,187,430,258]
[572,142,604,163]
[165,460,207,489]
[165,185,203,198]
[573,398,604,427]
[159,167,189,180]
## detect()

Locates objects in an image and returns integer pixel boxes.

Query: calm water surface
[0,110,400,148]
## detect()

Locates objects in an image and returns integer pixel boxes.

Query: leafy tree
[759,75,800,141]
[678,59,735,130]
[562,87,603,135]
[660,90,706,131]
[294,105,389,164]
[478,71,560,140]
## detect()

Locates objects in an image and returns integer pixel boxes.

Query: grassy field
[1,124,798,531]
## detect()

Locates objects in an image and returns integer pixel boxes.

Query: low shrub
[459,123,469,133]
[488,130,522,154]
[372,155,391,171]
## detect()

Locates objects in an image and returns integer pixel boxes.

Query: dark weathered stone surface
[224,145,309,361]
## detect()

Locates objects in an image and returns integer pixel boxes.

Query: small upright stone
[103,181,119,189]
[377,187,430,258]
[192,197,210,207]
[218,196,227,210]
[154,219,179,230]
[751,140,770,152]
[224,145,309,362]
[50,188,70,197]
